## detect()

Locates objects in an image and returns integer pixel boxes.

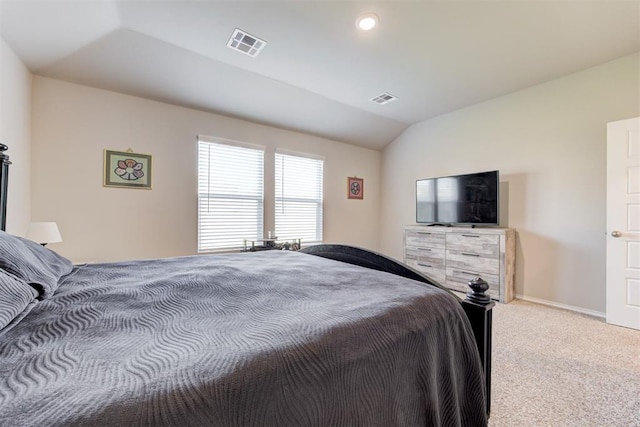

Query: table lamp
[26,222,62,246]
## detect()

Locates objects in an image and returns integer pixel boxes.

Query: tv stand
[404,225,516,302]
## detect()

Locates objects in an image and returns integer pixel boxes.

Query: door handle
[611,230,622,238]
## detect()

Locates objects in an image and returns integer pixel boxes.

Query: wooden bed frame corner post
[461,276,495,417]
[0,143,10,232]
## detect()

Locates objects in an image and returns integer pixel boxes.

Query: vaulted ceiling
[1,1,638,150]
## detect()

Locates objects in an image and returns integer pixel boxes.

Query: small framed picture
[104,149,152,189]
[347,176,364,200]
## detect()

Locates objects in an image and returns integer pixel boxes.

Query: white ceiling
[1,1,639,150]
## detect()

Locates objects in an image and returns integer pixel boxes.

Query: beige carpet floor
[488,299,640,426]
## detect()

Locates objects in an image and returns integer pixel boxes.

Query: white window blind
[198,139,264,252]
[275,152,323,243]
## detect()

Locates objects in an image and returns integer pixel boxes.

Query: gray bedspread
[0,250,487,426]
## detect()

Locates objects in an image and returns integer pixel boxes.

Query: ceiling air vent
[370,93,398,105]
[227,28,267,57]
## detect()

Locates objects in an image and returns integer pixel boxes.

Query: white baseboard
[515,294,605,319]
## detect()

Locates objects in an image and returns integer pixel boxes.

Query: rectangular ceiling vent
[370,92,398,105]
[227,28,267,58]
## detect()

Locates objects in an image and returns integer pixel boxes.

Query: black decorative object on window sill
[242,238,301,252]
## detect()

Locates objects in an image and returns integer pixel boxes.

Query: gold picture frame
[104,149,152,189]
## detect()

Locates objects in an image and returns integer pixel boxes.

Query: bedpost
[0,144,10,232]
[461,277,495,417]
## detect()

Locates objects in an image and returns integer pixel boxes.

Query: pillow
[0,230,73,298]
[0,269,38,330]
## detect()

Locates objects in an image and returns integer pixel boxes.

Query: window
[198,139,264,252]
[275,152,324,243]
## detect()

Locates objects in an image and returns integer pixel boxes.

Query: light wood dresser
[403,225,516,302]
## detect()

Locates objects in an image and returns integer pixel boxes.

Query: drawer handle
[418,263,433,268]
[461,252,480,257]
[461,234,480,238]
[457,270,478,276]
[417,232,431,235]
[417,247,432,251]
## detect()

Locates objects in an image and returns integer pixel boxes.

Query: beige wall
[32,77,380,263]
[380,53,640,315]
[0,37,32,236]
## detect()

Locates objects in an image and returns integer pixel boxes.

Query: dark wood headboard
[0,144,10,232]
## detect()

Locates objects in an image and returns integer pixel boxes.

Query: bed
[0,144,494,426]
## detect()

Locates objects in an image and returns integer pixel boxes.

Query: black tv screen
[416,170,499,225]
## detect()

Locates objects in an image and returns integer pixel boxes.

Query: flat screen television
[416,170,499,226]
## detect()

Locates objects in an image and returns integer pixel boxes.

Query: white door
[606,117,640,330]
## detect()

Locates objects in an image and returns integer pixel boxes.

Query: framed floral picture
[104,149,152,189]
[347,176,364,200]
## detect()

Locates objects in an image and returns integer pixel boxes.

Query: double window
[198,138,323,252]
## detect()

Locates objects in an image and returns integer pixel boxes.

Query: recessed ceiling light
[356,13,378,31]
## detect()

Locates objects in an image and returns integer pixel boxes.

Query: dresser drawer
[405,245,445,284]
[446,249,500,275]
[405,230,445,249]
[405,246,445,262]
[446,268,499,299]
[407,259,446,283]
[446,233,499,257]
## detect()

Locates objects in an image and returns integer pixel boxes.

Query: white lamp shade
[27,222,62,244]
